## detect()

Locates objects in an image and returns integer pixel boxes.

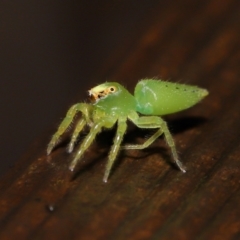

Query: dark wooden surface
[1,1,240,239]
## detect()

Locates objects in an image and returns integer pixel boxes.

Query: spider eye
[109,86,116,92]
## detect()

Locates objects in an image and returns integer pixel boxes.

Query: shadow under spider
[167,115,207,134]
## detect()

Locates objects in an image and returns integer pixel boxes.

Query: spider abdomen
[134,79,208,115]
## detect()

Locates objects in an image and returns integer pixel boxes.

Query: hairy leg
[122,129,163,150]
[103,120,127,182]
[47,103,91,155]
[67,118,86,153]
[127,112,186,173]
[69,121,103,171]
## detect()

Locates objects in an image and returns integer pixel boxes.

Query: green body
[135,79,208,115]
[94,80,208,117]
[93,82,136,116]
[47,79,208,182]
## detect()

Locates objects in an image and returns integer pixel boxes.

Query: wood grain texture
[1,0,240,239]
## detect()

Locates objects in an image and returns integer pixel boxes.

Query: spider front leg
[47,103,92,155]
[125,112,186,173]
[69,121,104,171]
[103,119,127,183]
[67,118,86,153]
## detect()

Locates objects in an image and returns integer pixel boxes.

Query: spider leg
[122,128,163,150]
[103,119,127,183]
[47,103,91,155]
[125,112,186,173]
[69,121,104,171]
[67,118,86,153]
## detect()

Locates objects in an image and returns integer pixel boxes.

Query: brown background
[0,0,240,239]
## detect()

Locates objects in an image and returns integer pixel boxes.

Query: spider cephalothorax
[47,79,208,182]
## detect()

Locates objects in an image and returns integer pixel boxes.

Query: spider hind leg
[127,113,186,173]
